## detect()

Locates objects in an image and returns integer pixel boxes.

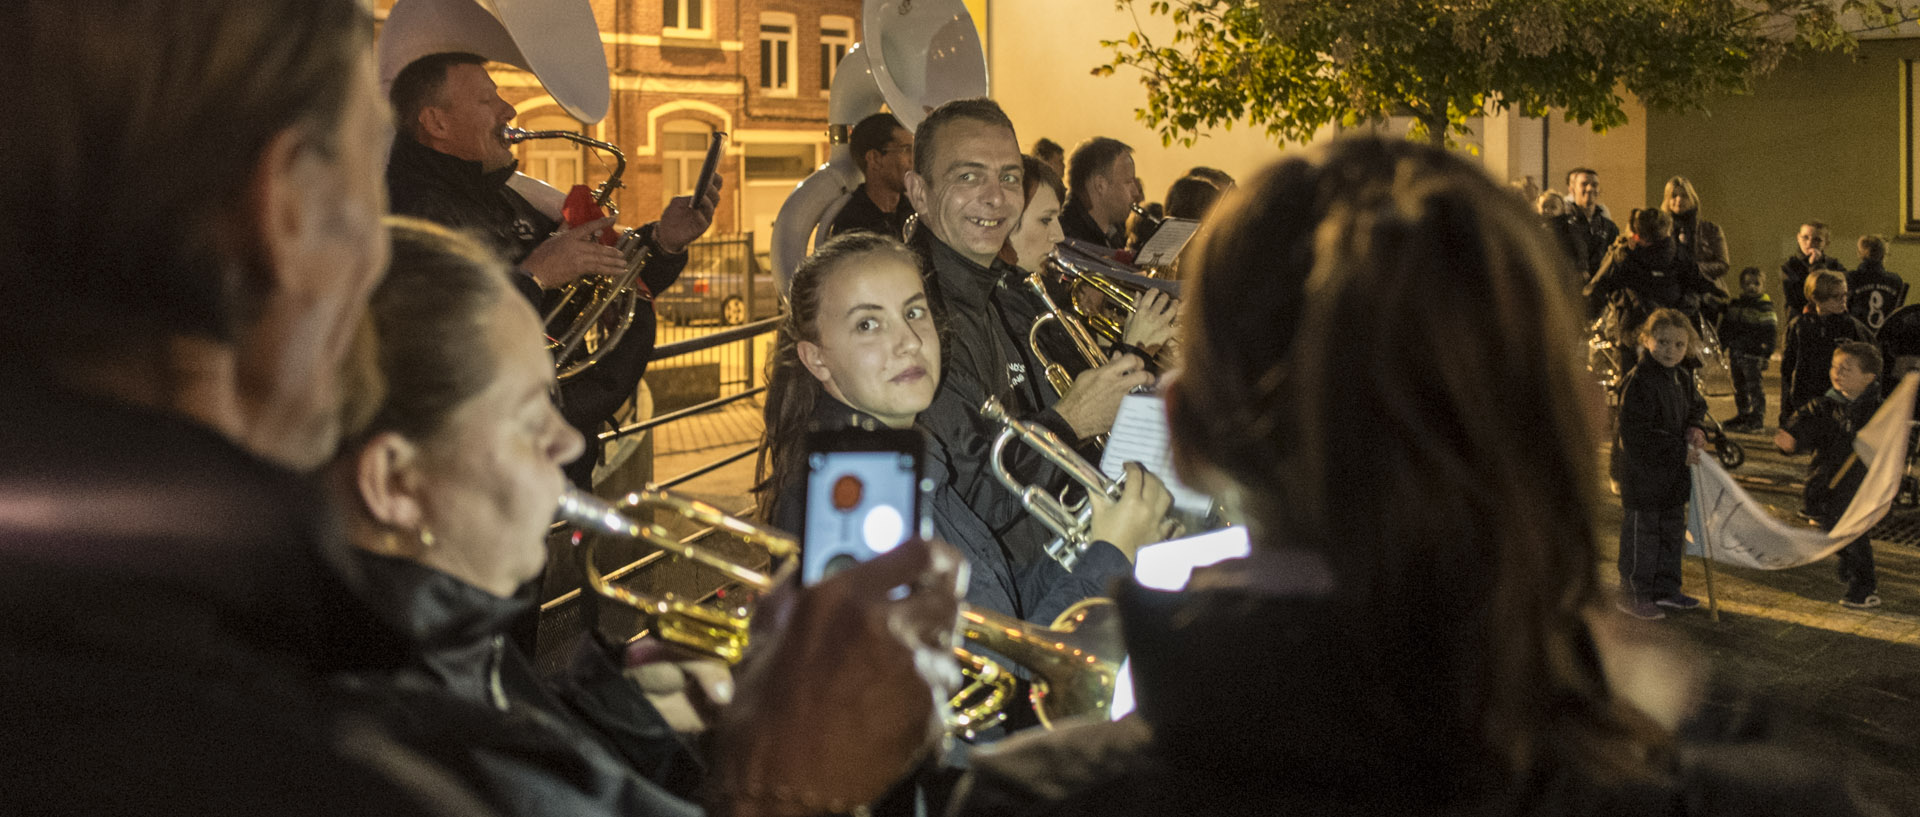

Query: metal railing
[535,241,783,671]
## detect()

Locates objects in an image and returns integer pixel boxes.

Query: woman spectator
[330,220,964,817]
[944,138,1885,815]
[1664,175,1733,326]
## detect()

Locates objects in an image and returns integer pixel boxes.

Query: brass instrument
[979,397,1126,571]
[502,128,672,382]
[1045,238,1183,347]
[554,487,1127,734]
[1020,269,1110,399]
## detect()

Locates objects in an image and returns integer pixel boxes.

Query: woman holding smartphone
[755,232,1172,627]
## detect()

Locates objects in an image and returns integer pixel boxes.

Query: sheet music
[1098,393,1213,516]
[1135,217,1200,267]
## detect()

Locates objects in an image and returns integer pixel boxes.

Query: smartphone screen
[800,429,929,584]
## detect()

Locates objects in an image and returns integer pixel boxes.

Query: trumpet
[978,397,1125,571]
[1019,267,1109,399]
[554,487,1125,734]
[1045,238,1182,348]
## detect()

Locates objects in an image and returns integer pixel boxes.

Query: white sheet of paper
[1099,393,1212,516]
[1136,218,1200,267]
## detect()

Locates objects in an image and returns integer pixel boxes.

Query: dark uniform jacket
[1781,311,1872,425]
[770,394,1128,626]
[1784,382,1883,519]
[0,375,489,816]
[1780,252,1847,318]
[1615,354,1709,510]
[827,182,914,241]
[1059,197,1119,249]
[1847,258,1909,336]
[330,550,704,817]
[946,553,1891,817]
[386,136,690,486]
[911,229,1096,556]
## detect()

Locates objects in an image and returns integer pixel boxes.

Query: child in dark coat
[1585,208,1718,352]
[1718,266,1778,431]
[1776,342,1886,609]
[1780,270,1872,426]
[1613,309,1710,620]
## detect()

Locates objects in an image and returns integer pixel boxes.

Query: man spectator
[1033,137,1067,181]
[1061,136,1143,249]
[827,112,915,239]
[1557,167,1620,280]
[1781,220,1847,317]
[385,52,719,487]
[1848,233,1907,335]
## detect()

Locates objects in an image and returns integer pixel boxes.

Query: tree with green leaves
[1097,0,1920,146]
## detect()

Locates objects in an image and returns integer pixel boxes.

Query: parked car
[655,253,780,326]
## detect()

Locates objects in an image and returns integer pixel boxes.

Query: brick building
[376,0,862,254]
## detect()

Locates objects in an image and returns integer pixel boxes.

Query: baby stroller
[1872,304,1920,508]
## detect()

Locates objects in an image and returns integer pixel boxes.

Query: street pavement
[1590,363,1920,810]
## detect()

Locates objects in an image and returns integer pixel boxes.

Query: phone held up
[800,427,932,585]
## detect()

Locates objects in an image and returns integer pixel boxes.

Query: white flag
[1685,372,1917,569]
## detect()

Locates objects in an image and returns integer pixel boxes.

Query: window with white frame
[660,120,714,208]
[1908,60,1920,233]
[663,0,711,39]
[759,12,796,97]
[820,16,853,95]
[517,113,587,192]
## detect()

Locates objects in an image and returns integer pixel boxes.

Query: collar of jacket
[388,135,520,195]
[347,547,533,663]
[924,231,1022,314]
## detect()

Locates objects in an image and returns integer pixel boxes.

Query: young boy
[1779,270,1871,427]
[1614,309,1710,620]
[1781,220,1847,317]
[1719,266,1778,431]
[1847,234,1908,335]
[1776,342,1886,608]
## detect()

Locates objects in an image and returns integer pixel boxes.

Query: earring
[377,524,437,554]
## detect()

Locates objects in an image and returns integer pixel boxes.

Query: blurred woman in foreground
[946,139,1885,815]
[330,219,963,817]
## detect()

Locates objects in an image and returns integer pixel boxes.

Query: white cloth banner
[1685,372,1918,570]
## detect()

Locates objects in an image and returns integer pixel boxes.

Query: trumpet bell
[963,598,1126,728]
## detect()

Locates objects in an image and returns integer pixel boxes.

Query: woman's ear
[355,431,427,537]
[796,339,833,386]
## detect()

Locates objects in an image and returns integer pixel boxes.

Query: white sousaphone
[769,0,989,294]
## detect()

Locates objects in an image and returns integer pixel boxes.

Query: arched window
[661,119,716,208]
[516,113,587,192]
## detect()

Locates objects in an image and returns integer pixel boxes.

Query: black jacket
[827,182,914,241]
[912,228,1094,551]
[1615,354,1709,510]
[1784,382,1884,519]
[1780,252,1847,318]
[1059,197,1119,249]
[0,376,486,816]
[386,135,690,486]
[770,394,1128,625]
[947,553,1889,817]
[1585,236,1715,345]
[1560,204,1620,278]
[1781,311,1872,425]
[329,550,705,817]
[1847,259,1909,335]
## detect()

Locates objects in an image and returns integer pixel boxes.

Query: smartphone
[691,132,726,203]
[800,427,932,585]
